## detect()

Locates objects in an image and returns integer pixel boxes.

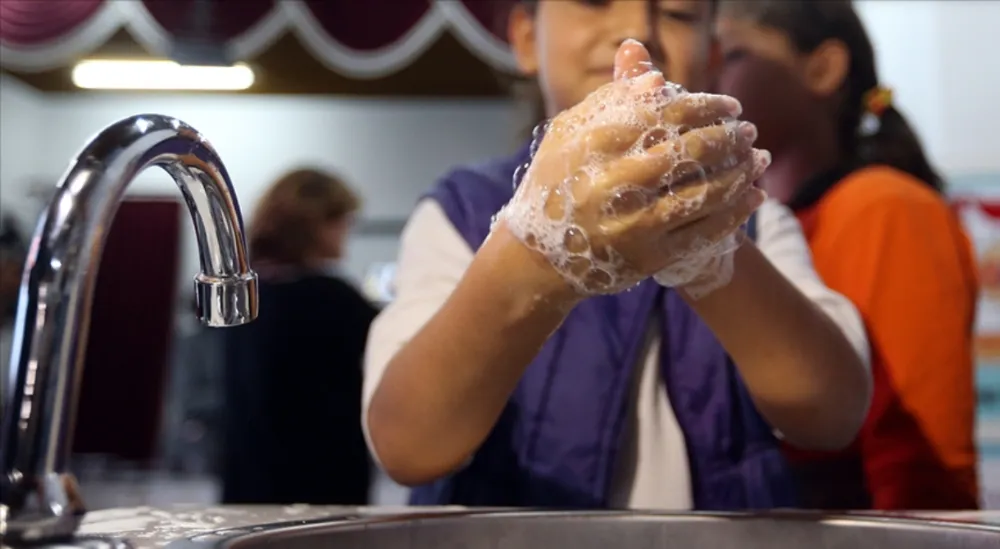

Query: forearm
[367,224,579,485]
[683,242,871,450]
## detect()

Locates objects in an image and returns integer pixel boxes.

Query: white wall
[933,1,1000,174]
[0,88,520,293]
[855,0,1000,176]
[0,74,46,227]
[854,1,944,166]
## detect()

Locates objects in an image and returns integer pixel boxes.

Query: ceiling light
[71,60,254,91]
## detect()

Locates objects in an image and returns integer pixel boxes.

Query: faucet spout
[0,114,258,544]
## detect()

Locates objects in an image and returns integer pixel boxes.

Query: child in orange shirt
[715,0,980,509]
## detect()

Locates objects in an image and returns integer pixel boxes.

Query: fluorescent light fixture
[71,59,254,91]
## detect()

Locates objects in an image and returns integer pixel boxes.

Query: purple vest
[409,145,797,510]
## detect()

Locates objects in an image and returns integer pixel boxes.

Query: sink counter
[69,505,1000,549]
[75,505,461,548]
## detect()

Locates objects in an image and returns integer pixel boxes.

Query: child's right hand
[497,40,768,296]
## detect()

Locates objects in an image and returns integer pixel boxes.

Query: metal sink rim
[163,509,1000,549]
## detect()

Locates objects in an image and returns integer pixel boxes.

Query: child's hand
[496,39,768,296]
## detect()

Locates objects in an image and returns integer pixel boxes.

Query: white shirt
[363,198,870,509]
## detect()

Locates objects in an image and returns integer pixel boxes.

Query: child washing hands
[365,37,870,509]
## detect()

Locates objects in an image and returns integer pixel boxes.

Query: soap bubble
[639,127,671,150]
[661,160,708,195]
[661,82,687,99]
[603,187,651,218]
[653,233,739,298]
[529,120,549,158]
[512,162,530,191]
[544,186,569,221]
[563,226,589,253]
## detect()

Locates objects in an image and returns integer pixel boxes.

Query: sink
[165,510,999,549]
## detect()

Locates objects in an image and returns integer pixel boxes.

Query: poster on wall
[957,197,1000,365]
[952,174,1000,483]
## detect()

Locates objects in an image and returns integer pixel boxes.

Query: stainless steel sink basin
[165,510,999,549]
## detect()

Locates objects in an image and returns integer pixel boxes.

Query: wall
[934,1,1000,174]
[854,1,944,167]
[855,0,1000,175]
[0,74,45,226]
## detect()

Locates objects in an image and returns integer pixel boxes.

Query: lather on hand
[497,39,770,297]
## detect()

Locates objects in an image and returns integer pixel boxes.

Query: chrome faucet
[0,114,258,545]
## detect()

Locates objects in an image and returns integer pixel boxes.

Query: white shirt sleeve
[754,199,872,371]
[362,200,475,462]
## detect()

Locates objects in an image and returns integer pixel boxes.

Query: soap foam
[653,232,741,299]
[496,72,759,296]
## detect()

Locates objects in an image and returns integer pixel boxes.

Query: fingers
[615,39,667,100]
[580,123,649,155]
[659,93,743,129]
[620,89,739,139]
[615,39,657,81]
[581,41,748,160]
[661,187,767,251]
[652,152,761,230]
[593,154,742,225]
[678,120,757,168]
[614,40,742,131]
[669,154,757,207]
[584,91,745,155]
[602,121,757,189]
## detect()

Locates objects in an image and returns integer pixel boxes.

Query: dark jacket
[221,272,377,504]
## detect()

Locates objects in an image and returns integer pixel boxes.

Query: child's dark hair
[720,0,944,192]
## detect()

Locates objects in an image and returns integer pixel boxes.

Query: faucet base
[1,535,134,549]
[2,473,86,546]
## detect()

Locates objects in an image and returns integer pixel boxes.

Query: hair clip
[863,86,893,118]
[859,86,892,137]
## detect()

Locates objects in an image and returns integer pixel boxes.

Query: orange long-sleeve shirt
[792,165,980,509]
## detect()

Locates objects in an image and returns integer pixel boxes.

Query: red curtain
[0,0,515,77]
[72,198,182,464]
[0,0,104,45]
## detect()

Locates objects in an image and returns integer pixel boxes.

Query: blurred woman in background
[221,168,377,504]
[0,214,28,401]
[715,0,980,509]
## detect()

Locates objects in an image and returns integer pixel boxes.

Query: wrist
[678,242,750,304]
[664,235,741,300]
[475,221,584,314]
